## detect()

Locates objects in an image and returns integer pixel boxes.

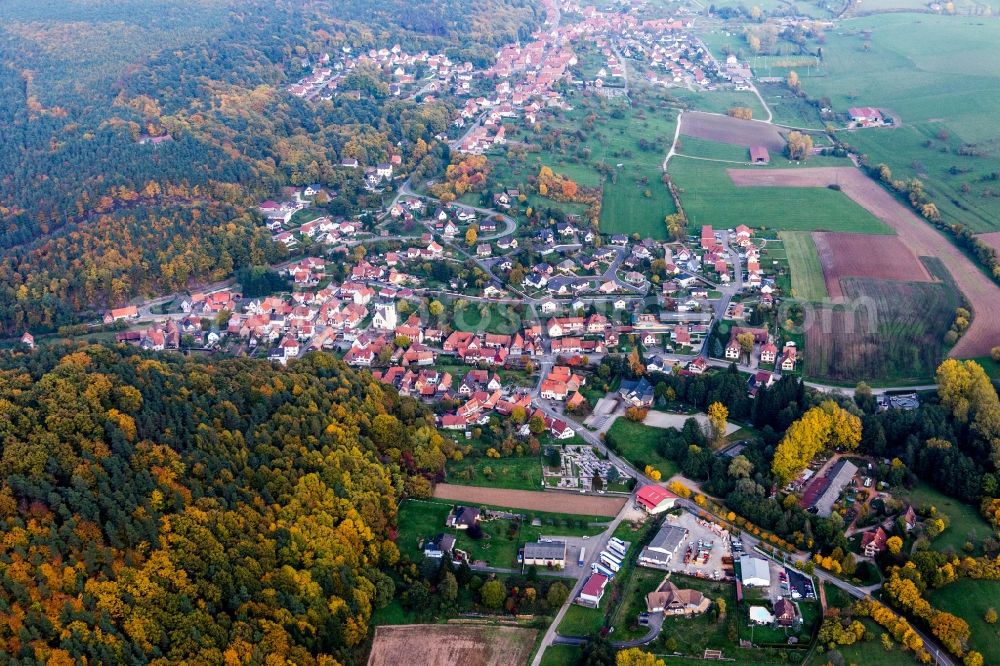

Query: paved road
[529,495,638,666]
[553,610,663,648]
[698,230,743,359]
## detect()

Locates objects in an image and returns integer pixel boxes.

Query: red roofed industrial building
[636,485,678,514]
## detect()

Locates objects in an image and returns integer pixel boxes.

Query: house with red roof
[578,573,610,607]
[861,526,888,557]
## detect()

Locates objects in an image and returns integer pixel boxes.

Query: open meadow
[668,158,891,233]
[928,580,1000,665]
[780,231,828,300]
[895,482,994,552]
[840,125,1000,234]
[493,87,678,239]
[395,498,610,567]
[604,418,678,479]
[782,13,1000,232]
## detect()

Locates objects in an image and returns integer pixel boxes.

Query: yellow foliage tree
[616,648,665,666]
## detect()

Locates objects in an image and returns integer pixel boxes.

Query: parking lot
[785,567,816,602]
[540,535,592,578]
[662,510,732,579]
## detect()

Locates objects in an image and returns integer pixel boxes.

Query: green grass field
[491,91,678,239]
[894,483,993,552]
[669,157,894,234]
[675,136,752,162]
[780,231,829,300]
[538,644,579,666]
[611,567,670,639]
[395,499,610,567]
[928,580,1000,665]
[605,418,678,479]
[838,124,1000,233]
[755,80,827,130]
[558,603,606,636]
[447,455,544,491]
[804,15,1000,144]
[671,87,768,119]
[791,14,1000,232]
[656,575,739,656]
[602,168,677,239]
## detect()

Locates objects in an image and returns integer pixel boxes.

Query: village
[72,2,987,666]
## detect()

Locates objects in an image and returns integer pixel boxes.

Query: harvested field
[812,232,932,298]
[977,231,1000,254]
[804,273,961,382]
[433,484,625,516]
[728,166,1000,358]
[367,624,538,666]
[679,111,787,152]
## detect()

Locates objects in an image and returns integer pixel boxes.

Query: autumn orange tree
[771,400,861,484]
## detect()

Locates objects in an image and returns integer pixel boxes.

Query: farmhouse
[646,579,710,615]
[523,541,567,567]
[749,146,770,165]
[848,106,884,125]
[578,573,610,608]
[104,305,139,323]
[635,485,678,515]
[739,556,771,587]
[638,524,688,567]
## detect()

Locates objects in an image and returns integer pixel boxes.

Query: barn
[749,146,770,164]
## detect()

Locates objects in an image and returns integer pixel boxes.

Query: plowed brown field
[680,111,786,151]
[728,167,1000,357]
[812,232,933,298]
[433,484,625,516]
[368,625,537,666]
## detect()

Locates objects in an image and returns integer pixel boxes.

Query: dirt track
[368,625,538,666]
[433,484,626,516]
[680,111,787,152]
[812,232,933,298]
[728,167,1000,357]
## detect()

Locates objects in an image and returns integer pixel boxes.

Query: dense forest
[0,0,541,333]
[0,344,450,663]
